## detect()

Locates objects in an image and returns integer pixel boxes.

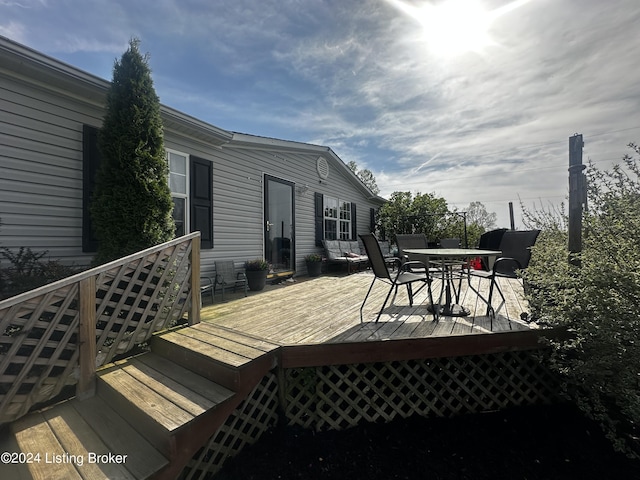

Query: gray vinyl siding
[0,69,104,266]
[1,37,384,278]
[163,132,381,278]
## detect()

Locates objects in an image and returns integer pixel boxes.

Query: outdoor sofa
[323,239,369,273]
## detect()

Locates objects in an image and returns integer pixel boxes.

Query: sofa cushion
[323,240,346,262]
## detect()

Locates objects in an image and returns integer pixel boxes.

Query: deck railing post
[189,235,201,325]
[77,276,97,400]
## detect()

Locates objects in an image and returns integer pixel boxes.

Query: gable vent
[316,156,329,179]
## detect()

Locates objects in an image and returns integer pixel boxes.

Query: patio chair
[378,239,399,271]
[358,234,436,323]
[396,233,429,264]
[214,260,248,301]
[469,229,540,318]
[200,276,215,305]
[439,238,460,248]
[477,228,508,270]
[396,233,441,274]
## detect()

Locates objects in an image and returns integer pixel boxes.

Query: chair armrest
[398,261,431,278]
[492,257,523,276]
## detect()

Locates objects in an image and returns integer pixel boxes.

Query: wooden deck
[200,270,535,345]
[2,270,552,480]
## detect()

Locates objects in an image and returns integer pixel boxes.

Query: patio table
[404,248,501,316]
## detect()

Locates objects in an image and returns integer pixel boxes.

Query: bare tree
[466,201,497,230]
[347,161,380,195]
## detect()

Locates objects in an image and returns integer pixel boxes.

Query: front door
[264,175,295,274]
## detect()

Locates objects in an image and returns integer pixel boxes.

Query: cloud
[2,0,640,228]
[0,20,25,43]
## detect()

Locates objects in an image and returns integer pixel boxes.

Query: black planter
[245,270,268,291]
[306,261,322,277]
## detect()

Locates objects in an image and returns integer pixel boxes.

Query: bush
[0,247,79,300]
[522,144,640,457]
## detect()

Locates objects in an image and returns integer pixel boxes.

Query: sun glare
[386,0,532,57]
[419,0,492,55]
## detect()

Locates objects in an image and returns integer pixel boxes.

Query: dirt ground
[215,403,640,480]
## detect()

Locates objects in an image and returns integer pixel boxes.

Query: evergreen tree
[91,39,175,264]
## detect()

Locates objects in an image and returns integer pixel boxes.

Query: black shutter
[314,192,324,246]
[351,203,357,240]
[190,156,213,249]
[82,125,101,252]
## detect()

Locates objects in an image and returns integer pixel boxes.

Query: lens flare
[385,0,533,56]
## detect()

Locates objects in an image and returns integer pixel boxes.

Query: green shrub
[0,247,79,299]
[523,144,640,457]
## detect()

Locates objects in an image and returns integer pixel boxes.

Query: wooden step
[4,395,167,480]
[150,323,279,390]
[97,352,235,457]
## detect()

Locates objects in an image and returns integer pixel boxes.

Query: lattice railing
[0,232,201,424]
[180,372,279,480]
[282,350,559,432]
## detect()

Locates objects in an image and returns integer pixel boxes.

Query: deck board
[12,412,82,480]
[71,396,168,478]
[158,330,252,367]
[135,353,235,405]
[120,360,214,415]
[98,366,194,432]
[193,323,281,351]
[42,402,135,479]
[201,272,537,346]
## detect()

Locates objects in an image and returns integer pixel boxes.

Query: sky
[2,0,640,228]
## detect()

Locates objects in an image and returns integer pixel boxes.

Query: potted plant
[304,253,323,277]
[244,258,269,291]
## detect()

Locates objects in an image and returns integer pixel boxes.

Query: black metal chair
[396,233,429,265]
[439,238,460,248]
[469,229,540,318]
[477,228,508,270]
[358,234,436,323]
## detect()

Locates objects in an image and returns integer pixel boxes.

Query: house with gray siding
[0,36,385,279]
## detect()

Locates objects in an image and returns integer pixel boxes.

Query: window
[324,195,351,240]
[168,150,189,237]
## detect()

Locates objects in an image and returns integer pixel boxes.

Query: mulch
[215,403,640,480]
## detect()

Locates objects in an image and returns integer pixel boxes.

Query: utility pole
[568,133,586,266]
[508,202,515,230]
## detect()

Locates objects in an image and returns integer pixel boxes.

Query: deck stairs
[2,323,280,480]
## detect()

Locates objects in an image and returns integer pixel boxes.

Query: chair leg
[406,283,414,306]
[427,281,438,321]
[376,286,397,323]
[486,277,506,318]
[360,277,377,323]
[486,276,496,317]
